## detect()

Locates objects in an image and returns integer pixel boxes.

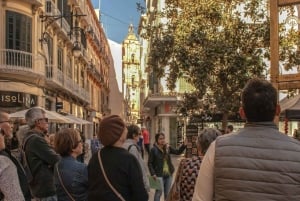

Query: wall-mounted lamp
[39,5,86,58]
[72,41,82,58]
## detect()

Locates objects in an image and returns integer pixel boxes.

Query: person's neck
[70,152,77,159]
[156,143,164,149]
[112,140,124,148]
[32,127,44,134]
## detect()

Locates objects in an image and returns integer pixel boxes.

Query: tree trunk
[222,111,229,131]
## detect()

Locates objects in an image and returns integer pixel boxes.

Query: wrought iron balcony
[45,64,90,103]
[0,49,44,76]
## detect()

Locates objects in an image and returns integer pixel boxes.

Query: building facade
[0,0,113,138]
[138,0,195,146]
[122,24,142,124]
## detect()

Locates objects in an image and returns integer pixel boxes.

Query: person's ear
[239,107,246,120]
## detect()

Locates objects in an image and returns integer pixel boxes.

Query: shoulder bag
[98,150,125,201]
[56,164,75,201]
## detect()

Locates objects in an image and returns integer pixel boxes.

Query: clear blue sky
[91,0,144,43]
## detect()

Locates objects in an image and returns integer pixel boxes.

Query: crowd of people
[0,78,300,201]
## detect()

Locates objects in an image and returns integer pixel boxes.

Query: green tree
[143,0,300,129]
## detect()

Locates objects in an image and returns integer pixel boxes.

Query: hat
[98,115,125,146]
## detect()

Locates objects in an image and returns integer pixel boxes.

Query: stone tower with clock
[122,24,141,124]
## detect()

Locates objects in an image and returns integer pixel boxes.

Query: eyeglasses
[0,120,13,124]
[37,118,49,123]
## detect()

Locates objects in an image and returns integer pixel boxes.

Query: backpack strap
[22,134,38,151]
[128,144,141,153]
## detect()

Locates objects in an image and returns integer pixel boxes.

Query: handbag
[98,150,126,201]
[56,164,76,201]
[166,159,185,201]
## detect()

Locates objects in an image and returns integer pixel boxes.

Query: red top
[142,129,150,144]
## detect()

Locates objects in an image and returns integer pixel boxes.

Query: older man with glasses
[23,107,60,201]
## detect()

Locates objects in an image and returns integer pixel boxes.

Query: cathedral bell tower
[122,24,141,124]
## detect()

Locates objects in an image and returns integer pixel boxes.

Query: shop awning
[279,94,300,120]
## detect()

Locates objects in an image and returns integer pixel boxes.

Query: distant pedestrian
[137,134,144,158]
[225,124,233,134]
[192,78,300,201]
[54,128,88,201]
[142,127,150,155]
[88,115,148,201]
[90,134,101,155]
[123,124,150,192]
[148,133,186,201]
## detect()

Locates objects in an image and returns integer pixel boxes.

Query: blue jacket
[54,156,88,201]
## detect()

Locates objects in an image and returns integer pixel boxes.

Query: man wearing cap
[88,115,148,201]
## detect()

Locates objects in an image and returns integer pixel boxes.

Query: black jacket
[88,146,148,201]
[24,130,60,198]
[0,149,31,201]
[148,143,186,177]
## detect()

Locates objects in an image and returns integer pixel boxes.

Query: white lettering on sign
[0,92,37,106]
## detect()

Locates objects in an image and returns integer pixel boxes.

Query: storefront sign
[0,91,37,107]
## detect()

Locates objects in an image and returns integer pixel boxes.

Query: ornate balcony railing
[46,64,90,102]
[0,49,44,74]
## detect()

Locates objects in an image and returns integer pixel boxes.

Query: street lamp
[72,41,82,58]
[39,9,86,58]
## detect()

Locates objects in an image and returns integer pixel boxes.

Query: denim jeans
[154,176,173,201]
[34,195,57,201]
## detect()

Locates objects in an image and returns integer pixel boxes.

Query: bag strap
[55,164,76,201]
[21,134,38,168]
[98,150,126,201]
[128,144,140,153]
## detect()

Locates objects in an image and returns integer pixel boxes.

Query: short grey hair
[197,128,221,155]
[25,107,46,128]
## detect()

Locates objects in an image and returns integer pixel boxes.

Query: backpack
[128,144,141,153]
[20,134,38,184]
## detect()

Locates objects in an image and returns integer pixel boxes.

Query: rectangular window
[57,48,63,71]
[74,64,78,83]
[80,69,84,88]
[6,11,32,68]
[6,11,32,52]
[66,57,72,78]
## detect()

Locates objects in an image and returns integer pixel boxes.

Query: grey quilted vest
[214,122,300,201]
